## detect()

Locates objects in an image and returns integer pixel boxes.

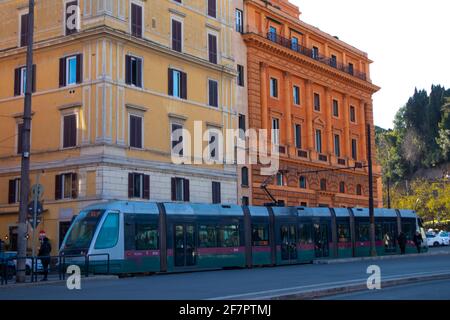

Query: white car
[426,234,446,247]
[3,251,44,274]
[438,231,450,246]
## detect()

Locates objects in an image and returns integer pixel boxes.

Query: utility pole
[17,0,35,283]
[367,124,376,256]
[387,176,391,209]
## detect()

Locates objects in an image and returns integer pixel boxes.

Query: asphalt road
[1,250,449,300]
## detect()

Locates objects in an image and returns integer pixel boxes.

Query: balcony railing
[265,32,368,81]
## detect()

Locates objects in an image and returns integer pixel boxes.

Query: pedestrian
[0,239,4,253]
[38,237,52,281]
[383,233,390,250]
[398,232,407,254]
[413,231,423,253]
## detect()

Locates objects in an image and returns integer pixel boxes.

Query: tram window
[252,224,269,246]
[337,224,350,242]
[124,215,158,250]
[217,225,239,247]
[299,223,313,244]
[356,223,370,242]
[199,225,217,248]
[95,212,119,249]
[402,223,413,240]
[375,224,383,241]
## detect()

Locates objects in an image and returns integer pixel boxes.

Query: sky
[292,0,450,129]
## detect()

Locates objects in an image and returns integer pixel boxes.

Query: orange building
[242,0,382,207]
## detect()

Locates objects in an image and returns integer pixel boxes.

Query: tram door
[280,225,298,261]
[174,224,196,267]
[383,222,397,254]
[314,223,330,258]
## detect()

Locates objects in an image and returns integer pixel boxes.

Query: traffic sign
[27,201,43,229]
[31,183,44,199]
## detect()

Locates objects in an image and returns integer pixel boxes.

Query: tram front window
[61,210,105,254]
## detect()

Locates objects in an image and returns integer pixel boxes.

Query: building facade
[242,0,382,207]
[0,0,241,254]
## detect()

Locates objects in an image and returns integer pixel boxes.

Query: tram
[60,201,428,274]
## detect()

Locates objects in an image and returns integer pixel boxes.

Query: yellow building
[0,0,242,254]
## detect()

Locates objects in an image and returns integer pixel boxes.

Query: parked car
[426,233,446,247]
[438,231,450,246]
[2,251,43,275]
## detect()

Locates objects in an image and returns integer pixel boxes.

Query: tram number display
[86,210,103,218]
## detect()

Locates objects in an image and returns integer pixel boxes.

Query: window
[168,68,187,99]
[272,118,280,145]
[8,178,20,204]
[65,0,79,35]
[171,177,190,202]
[357,223,369,241]
[125,55,142,87]
[128,173,150,199]
[95,212,119,249]
[299,223,313,245]
[63,114,77,148]
[208,34,218,64]
[208,79,218,107]
[124,214,158,250]
[276,172,284,186]
[338,223,350,242]
[252,225,269,246]
[17,123,23,154]
[315,129,322,153]
[293,85,300,105]
[208,131,219,160]
[295,124,302,149]
[339,181,345,193]
[171,19,182,52]
[312,46,319,60]
[333,99,339,117]
[270,78,278,98]
[238,114,246,139]
[330,55,337,67]
[269,26,277,41]
[20,13,29,47]
[320,178,327,191]
[352,139,358,160]
[171,123,184,157]
[241,167,249,187]
[348,63,354,75]
[350,105,356,123]
[129,115,143,148]
[235,9,243,33]
[300,202,308,207]
[59,221,72,248]
[212,181,221,204]
[356,184,362,196]
[131,3,143,38]
[299,176,307,189]
[242,196,249,206]
[314,93,320,111]
[208,0,216,18]
[217,225,239,247]
[55,173,78,200]
[199,225,217,248]
[291,37,299,51]
[334,134,341,157]
[14,65,36,96]
[59,54,82,87]
[237,64,245,87]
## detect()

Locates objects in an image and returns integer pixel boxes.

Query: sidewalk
[0,274,118,289]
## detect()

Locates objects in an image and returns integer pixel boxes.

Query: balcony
[265,32,368,82]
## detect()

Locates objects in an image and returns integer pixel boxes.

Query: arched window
[339,181,345,193]
[241,167,249,187]
[299,176,307,189]
[356,184,362,196]
[320,178,327,191]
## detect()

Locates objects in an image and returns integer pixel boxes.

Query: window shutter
[31,64,36,92]
[136,58,142,88]
[136,5,142,37]
[21,14,28,47]
[125,55,131,85]
[17,123,23,154]
[143,175,150,199]
[168,68,173,96]
[71,173,78,199]
[136,116,142,148]
[129,116,136,147]
[183,179,190,202]
[71,115,77,147]
[14,68,21,96]
[128,173,134,198]
[76,54,83,84]
[171,177,177,201]
[59,57,66,87]
[180,71,187,99]
[212,182,221,204]
[8,180,16,204]
[55,175,62,200]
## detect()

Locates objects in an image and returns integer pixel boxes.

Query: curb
[0,275,118,289]
[268,273,450,300]
[313,251,450,264]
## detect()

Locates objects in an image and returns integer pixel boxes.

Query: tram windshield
[61,210,105,253]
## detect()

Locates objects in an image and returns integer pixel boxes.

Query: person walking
[38,237,52,281]
[398,232,407,255]
[413,231,423,253]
